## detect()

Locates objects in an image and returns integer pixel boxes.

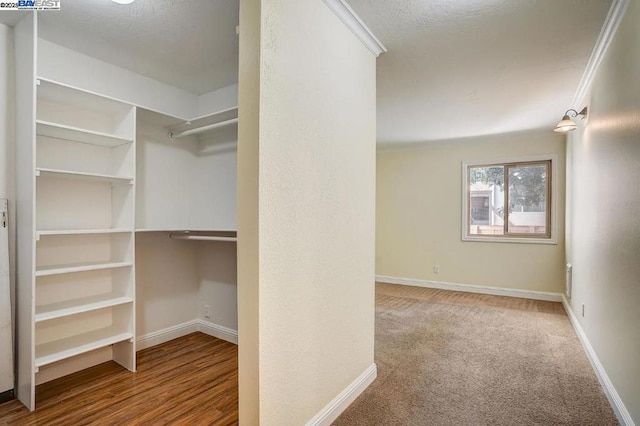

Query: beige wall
[377,130,565,293]
[566,0,640,422]
[238,0,377,424]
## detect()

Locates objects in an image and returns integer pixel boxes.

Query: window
[462,156,555,243]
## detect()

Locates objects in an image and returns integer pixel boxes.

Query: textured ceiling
[347,0,613,144]
[28,0,239,95]
[0,11,28,27]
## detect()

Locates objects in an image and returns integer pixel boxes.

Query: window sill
[462,235,558,245]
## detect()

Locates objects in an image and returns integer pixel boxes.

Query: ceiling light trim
[571,0,629,108]
[322,0,387,57]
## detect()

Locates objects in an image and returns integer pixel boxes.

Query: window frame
[461,154,558,244]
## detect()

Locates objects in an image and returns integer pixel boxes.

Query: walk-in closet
[12,2,239,411]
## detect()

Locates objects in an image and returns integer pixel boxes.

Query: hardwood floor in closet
[0,333,238,425]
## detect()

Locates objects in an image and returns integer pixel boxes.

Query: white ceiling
[347,0,613,145]
[0,0,239,95]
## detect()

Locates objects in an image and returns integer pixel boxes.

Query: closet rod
[168,233,237,242]
[169,118,239,139]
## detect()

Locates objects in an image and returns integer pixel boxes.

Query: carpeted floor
[334,283,618,426]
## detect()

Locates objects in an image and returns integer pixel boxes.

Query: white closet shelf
[36,229,132,237]
[36,120,133,148]
[35,261,133,277]
[36,168,134,185]
[167,106,238,139]
[35,327,133,368]
[35,295,133,323]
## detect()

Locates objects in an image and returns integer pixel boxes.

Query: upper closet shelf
[36,120,133,148]
[35,261,133,277]
[37,229,132,238]
[168,106,238,139]
[36,168,134,185]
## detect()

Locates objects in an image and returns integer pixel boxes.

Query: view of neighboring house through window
[466,160,551,239]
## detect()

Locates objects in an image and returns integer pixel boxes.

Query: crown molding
[572,0,630,108]
[323,0,387,57]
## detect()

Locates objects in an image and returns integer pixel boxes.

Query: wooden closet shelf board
[36,120,133,148]
[35,295,133,323]
[35,328,133,368]
[36,168,134,185]
[35,261,133,277]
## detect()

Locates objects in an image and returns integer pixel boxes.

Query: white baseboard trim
[306,363,377,426]
[376,275,563,302]
[562,297,635,426]
[137,319,238,350]
[136,320,199,351]
[198,320,238,345]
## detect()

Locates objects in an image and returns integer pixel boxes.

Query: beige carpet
[334,283,618,426]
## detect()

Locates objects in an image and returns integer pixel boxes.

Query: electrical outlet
[204,305,211,319]
[433,265,440,274]
[582,303,585,317]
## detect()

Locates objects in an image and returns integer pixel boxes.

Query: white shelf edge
[37,229,133,237]
[167,106,239,135]
[135,228,237,233]
[186,106,239,124]
[35,331,133,368]
[35,261,133,277]
[36,119,133,147]
[35,296,133,323]
[36,168,134,184]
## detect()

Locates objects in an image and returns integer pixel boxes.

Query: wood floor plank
[0,332,238,425]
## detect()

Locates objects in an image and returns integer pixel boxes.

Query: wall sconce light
[554,107,588,133]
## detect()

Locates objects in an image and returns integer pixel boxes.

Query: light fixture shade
[554,115,577,133]
[111,0,135,4]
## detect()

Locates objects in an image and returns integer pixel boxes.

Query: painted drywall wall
[0,22,15,395]
[566,0,640,422]
[136,120,237,232]
[135,234,199,337]
[198,243,237,331]
[377,130,566,293]
[238,0,377,424]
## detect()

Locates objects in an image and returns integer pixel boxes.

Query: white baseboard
[562,297,635,426]
[136,319,238,350]
[136,320,200,351]
[198,320,238,345]
[306,363,377,426]
[376,275,563,302]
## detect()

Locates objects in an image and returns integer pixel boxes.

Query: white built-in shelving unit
[16,13,138,407]
[15,12,239,412]
[33,75,138,385]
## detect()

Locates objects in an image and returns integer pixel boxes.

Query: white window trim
[461,154,558,245]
